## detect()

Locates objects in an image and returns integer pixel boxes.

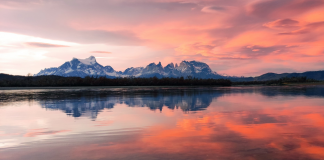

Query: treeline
[233,76,319,85]
[0,74,320,87]
[0,75,232,87]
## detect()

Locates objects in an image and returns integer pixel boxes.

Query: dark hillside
[0,73,24,80]
[254,71,324,81]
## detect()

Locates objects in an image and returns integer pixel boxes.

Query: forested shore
[0,74,319,87]
[0,75,232,87]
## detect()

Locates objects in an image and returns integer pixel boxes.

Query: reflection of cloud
[4,88,324,159]
[25,42,70,48]
[24,129,70,137]
[70,101,324,160]
[95,120,114,127]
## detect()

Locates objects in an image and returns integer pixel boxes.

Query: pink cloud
[263,19,299,28]
[201,6,226,13]
[279,21,324,35]
[247,0,324,18]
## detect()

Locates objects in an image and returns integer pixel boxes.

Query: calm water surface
[1,86,324,160]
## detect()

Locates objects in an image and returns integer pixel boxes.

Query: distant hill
[0,73,64,81]
[254,71,324,81]
[0,73,24,80]
[220,71,324,82]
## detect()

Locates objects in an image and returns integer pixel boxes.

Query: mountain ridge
[33,56,324,81]
[35,56,223,79]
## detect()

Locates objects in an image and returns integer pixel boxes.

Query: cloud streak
[263,19,299,28]
[91,51,112,54]
[201,6,226,13]
[279,21,324,35]
[25,42,70,48]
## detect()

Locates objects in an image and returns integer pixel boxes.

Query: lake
[1,86,324,160]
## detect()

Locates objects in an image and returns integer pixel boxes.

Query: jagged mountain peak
[179,60,204,65]
[72,56,97,65]
[144,62,164,73]
[147,62,157,66]
[123,67,144,75]
[35,57,222,79]
[165,63,175,69]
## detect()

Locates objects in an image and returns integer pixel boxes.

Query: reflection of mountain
[38,91,224,120]
[3,86,324,120]
[123,92,221,112]
[40,98,116,120]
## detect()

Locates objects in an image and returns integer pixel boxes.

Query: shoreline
[0,85,226,90]
[0,82,324,90]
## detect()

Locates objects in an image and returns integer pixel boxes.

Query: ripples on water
[1,86,324,160]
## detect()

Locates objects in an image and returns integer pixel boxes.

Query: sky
[1,0,324,76]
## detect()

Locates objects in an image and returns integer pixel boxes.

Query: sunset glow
[1,0,324,76]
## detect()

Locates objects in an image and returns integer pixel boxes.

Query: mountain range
[35,56,223,79]
[33,56,324,81]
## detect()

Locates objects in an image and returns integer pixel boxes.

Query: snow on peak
[36,57,221,78]
[76,56,97,65]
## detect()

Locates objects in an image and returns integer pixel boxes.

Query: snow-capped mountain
[122,67,144,76]
[35,56,223,79]
[35,56,119,78]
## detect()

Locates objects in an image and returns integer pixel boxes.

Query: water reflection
[39,91,223,120]
[1,86,324,160]
[40,99,115,120]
